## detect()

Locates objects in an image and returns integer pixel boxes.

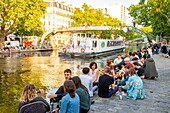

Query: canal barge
[58,32,125,58]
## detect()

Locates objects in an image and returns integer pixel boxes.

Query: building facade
[41,0,74,47]
[42,0,74,31]
[107,3,127,24]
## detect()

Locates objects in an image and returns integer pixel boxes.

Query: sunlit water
[0,46,139,113]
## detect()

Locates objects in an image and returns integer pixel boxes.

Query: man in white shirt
[114,54,122,65]
[79,67,93,97]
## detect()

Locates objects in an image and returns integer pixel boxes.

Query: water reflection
[0,47,139,113]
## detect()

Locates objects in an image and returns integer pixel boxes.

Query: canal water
[0,46,139,113]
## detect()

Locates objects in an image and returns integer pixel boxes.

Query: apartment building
[107,3,127,24]
[43,0,74,31]
[41,0,74,46]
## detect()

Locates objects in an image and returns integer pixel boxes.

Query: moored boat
[58,32,125,58]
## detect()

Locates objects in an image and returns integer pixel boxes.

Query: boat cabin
[68,32,124,53]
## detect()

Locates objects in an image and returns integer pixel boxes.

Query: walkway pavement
[89,55,170,113]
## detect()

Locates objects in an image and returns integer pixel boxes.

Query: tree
[114,30,141,41]
[73,3,121,39]
[128,0,170,38]
[72,8,83,26]
[0,0,46,43]
[140,26,153,33]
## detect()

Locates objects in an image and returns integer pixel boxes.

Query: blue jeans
[107,89,116,98]
[112,77,129,94]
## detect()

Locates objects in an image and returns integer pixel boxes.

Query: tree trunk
[160,32,163,42]
[0,37,5,48]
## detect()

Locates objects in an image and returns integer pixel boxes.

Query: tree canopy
[0,0,46,40]
[73,3,121,27]
[73,3,122,39]
[128,0,170,38]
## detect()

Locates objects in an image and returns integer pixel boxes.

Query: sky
[56,0,140,25]
[56,0,140,8]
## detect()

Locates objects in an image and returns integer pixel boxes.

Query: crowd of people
[18,40,170,113]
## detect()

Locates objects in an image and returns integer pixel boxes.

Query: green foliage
[128,0,170,38]
[114,29,141,41]
[73,3,121,39]
[0,0,46,39]
[73,3,121,27]
[140,26,153,33]
[101,30,112,39]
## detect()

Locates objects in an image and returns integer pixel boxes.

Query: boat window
[95,41,97,47]
[111,41,113,46]
[92,41,97,48]
[107,41,109,47]
[81,34,85,38]
[87,34,92,38]
[110,41,112,46]
[113,41,116,46]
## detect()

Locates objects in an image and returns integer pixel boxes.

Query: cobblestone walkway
[89,55,170,113]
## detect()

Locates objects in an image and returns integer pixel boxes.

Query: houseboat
[58,32,125,58]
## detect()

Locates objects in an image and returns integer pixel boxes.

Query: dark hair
[129,68,136,76]
[107,60,112,66]
[132,52,136,56]
[64,80,76,98]
[147,54,151,59]
[72,76,88,93]
[64,69,72,74]
[82,67,90,74]
[132,57,138,61]
[129,52,132,56]
[89,62,98,69]
[124,65,130,69]
[133,62,139,66]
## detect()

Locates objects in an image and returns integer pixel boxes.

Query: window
[50,2,53,7]
[56,3,59,7]
[92,41,97,48]
[107,41,109,47]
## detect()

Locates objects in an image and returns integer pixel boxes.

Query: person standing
[18,84,50,113]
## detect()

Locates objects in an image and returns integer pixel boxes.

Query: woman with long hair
[59,80,80,113]
[18,84,50,113]
[72,76,91,113]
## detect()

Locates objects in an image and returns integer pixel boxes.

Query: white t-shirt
[147,48,152,56]
[89,69,98,82]
[114,58,123,65]
[79,74,93,97]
